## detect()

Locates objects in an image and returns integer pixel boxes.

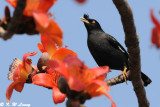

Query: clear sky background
[0,0,160,107]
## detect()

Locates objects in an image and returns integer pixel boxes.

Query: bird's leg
[119,67,128,84]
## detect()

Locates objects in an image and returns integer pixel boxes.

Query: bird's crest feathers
[84,14,89,19]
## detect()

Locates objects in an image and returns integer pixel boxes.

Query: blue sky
[0,0,160,107]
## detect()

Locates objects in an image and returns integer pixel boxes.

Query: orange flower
[6,0,56,12]
[36,20,63,48]
[6,0,57,28]
[150,9,160,48]
[48,56,116,107]
[32,68,66,104]
[33,34,77,104]
[38,33,77,60]
[7,0,63,47]
[6,51,38,103]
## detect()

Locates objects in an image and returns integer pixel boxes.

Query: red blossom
[150,9,160,48]
[32,71,66,104]
[33,34,77,104]
[38,33,77,60]
[6,51,38,103]
[6,0,62,45]
[6,0,56,27]
[47,56,116,107]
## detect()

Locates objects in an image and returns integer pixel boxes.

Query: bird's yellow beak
[80,17,89,23]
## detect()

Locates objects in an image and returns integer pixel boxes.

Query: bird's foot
[119,67,128,84]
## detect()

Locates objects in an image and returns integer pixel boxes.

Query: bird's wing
[106,34,129,58]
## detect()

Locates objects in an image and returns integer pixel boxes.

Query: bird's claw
[119,67,128,84]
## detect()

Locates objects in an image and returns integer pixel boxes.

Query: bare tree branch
[112,0,149,107]
[0,0,26,40]
[0,0,38,40]
[105,71,131,86]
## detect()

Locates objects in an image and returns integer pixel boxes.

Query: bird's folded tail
[141,72,152,87]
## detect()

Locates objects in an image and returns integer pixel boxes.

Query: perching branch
[105,71,131,86]
[111,0,149,107]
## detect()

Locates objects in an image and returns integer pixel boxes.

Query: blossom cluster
[5,0,116,107]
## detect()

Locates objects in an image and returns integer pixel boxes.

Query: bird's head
[80,14,103,32]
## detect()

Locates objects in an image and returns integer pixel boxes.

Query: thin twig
[112,0,149,107]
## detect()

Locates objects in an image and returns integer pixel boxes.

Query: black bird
[80,14,151,86]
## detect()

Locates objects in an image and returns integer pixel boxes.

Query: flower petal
[32,10,49,28]
[14,82,24,92]
[151,27,157,44]
[19,64,29,81]
[150,9,160,28]
[103,92,116,107]
[32,73,54,88]
[92,80,110,92]
[37,43,46,53]
[48,35,63,47]
[52,87,66,104]
[86,66,109,80]
[151,27,160,48]
[13,64,28,81]
[47,60,68,79]
[24,0,57,16]
[51,48,77,61]
[23,51,38,64]
[6,0,57,16]
[9,58,22,81]
[85,80,109,97]
[13,65,20,81]
[68,76,86,91]
[24,61,33,74]
[36,20,63,39]
[6,81,23,103]
[6,0,17,8]
[63,56,86,68]
[41,33,57,58]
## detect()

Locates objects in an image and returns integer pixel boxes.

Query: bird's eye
[92,21,95,23]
